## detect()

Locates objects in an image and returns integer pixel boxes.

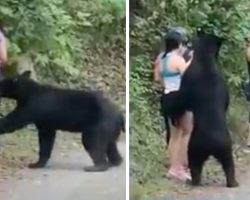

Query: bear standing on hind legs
[178,32,239,187]
[0,71,125,172]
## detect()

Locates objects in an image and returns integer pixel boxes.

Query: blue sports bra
[160,53,181,78]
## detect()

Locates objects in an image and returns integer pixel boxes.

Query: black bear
[178,33,239,187]
[0,71,125,172]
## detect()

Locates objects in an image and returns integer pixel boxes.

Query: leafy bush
[0,0,125,104]
[0,0,78,73]
[130,55,165,183]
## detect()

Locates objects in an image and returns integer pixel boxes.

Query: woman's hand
[188,50,194,60]
[184,50,194,68]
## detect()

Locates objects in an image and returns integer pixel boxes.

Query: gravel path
[146,167,250,200]
[0,139,126,200]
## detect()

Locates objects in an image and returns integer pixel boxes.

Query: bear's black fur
[178,33,238,187]
[0,71,125,172]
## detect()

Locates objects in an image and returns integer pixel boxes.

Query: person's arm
[0,33,7,65]
[176,51,193,74]
[153,55,161,82]
[246,45,250,76]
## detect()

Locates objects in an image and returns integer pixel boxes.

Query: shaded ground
[0,130,126,200]
[145,168,250,200]
[137,147,250,200]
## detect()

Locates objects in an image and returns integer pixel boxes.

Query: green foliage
[65,0,125,51]
[0,0,125,104]
[130,55,165,183]
[130,0,250,184]
[0,0,79,74]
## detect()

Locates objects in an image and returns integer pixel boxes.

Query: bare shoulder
[171,54,186,64]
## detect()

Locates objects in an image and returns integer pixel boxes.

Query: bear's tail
[114,113,125,141]
[119,113,125,133]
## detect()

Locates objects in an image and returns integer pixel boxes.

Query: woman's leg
[167,121,191,180]
[179,111,193,167]
[168,124,182,168]
[161,92,190,180]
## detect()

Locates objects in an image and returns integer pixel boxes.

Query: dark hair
[168,26,188,43]
[162,32,183,58]
[0,22,6,36]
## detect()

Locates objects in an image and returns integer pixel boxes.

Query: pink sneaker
[184,167,190,173]
[184,170,191,180]
[167,167,191,181]
[184,167,191,180]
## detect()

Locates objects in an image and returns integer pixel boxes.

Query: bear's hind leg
[214,148,239,187]
[29,128,56,168]
[81,131,109,172]
[107,141,123,167]
[188,147,208,186]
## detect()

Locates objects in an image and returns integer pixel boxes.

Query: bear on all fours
[0,71,125,172]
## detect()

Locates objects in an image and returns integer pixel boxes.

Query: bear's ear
[20,70,31,79]
[196,27,205,36]
[215,36,224,48]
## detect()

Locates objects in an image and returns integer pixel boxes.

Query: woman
[0,25,7,78]
[154,29,193,180]
[245,37,250,147]
[0,25,8,117]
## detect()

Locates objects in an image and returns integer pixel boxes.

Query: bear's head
[192,31,224,60]
[0,70,32,99]
[195,27,224,50]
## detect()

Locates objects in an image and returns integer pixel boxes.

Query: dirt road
[146,165,250,200]
[0,139,126,200]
